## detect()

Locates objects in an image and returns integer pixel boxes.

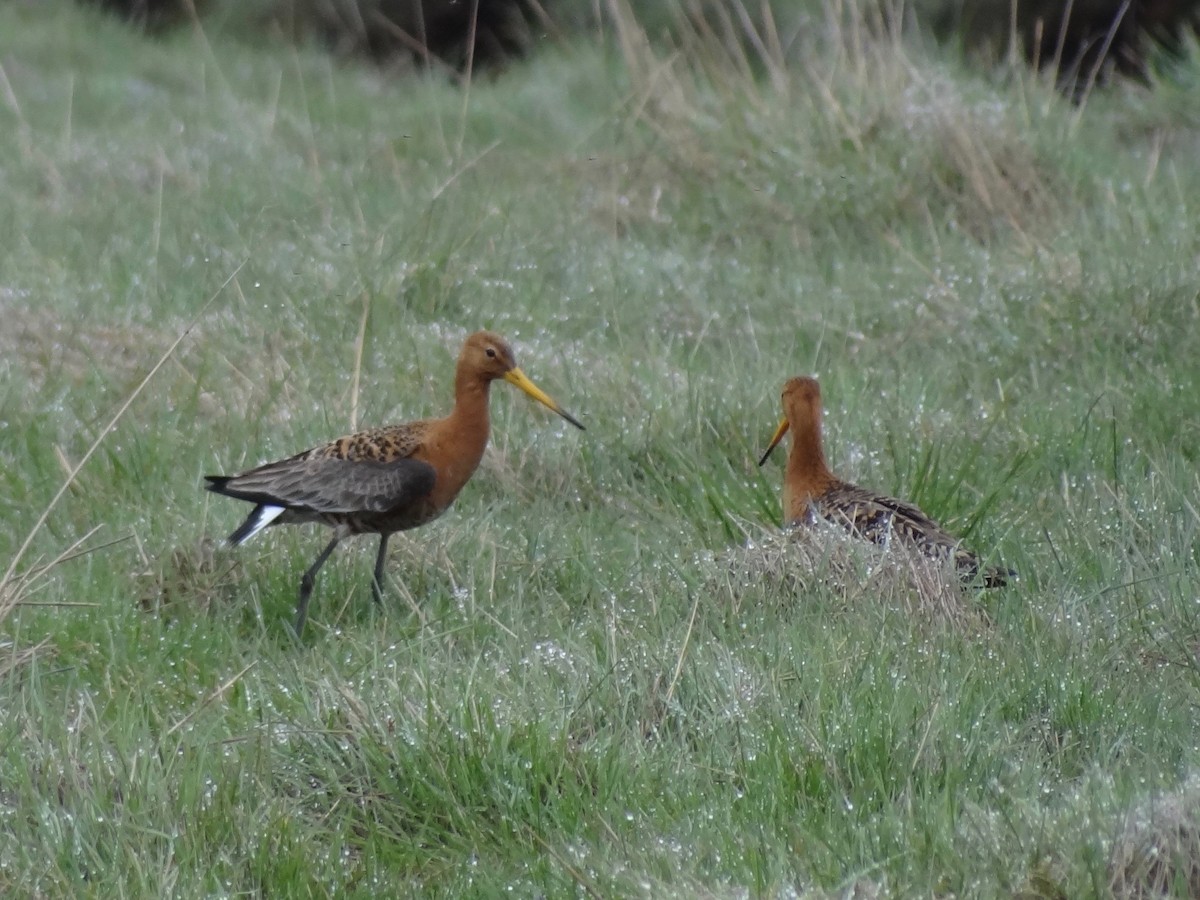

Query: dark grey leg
[371,534,390,606]
[295,536,340,636]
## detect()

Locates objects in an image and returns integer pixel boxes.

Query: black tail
[961,560,1016,588]
[981,566,1016,589]
[204,475,232,495]
[954,547,1015,589]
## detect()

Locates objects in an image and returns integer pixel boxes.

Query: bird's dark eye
[485,347,496,358]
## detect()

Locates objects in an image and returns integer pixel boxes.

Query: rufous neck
[451,369,492,425]
[785,405,834,499]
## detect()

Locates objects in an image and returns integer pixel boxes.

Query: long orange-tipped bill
[504,368,585,430]
[758,417,789,466]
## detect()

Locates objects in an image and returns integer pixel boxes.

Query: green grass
[3,1,1200,896]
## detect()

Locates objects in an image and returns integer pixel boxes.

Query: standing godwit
[759,377,1011,587]
[205,330,584,634]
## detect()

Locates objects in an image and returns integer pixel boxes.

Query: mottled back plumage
[806,482,1009,588]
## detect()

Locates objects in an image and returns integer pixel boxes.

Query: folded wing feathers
[206,457,437,516]
[817,483,1007,585]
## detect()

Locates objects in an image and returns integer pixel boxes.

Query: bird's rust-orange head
[458,331,519,383]
[457,331,584,430]
[758,376,824,466]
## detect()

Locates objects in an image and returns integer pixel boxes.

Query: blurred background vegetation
[84,0,1200,94]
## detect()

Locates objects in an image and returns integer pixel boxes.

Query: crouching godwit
[759,377,1011,587]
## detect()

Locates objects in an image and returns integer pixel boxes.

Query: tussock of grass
[136,537,243,615]
[712,520,989,631]
[1108,774,1200,899]
[603,0,1067,249]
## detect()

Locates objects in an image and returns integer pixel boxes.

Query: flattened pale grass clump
[1109,775,1200,899]
[712,520,991,631]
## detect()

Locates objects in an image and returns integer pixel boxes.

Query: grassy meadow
[3,1,1200,895]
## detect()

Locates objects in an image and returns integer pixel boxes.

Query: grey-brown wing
[206,456,436,515]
